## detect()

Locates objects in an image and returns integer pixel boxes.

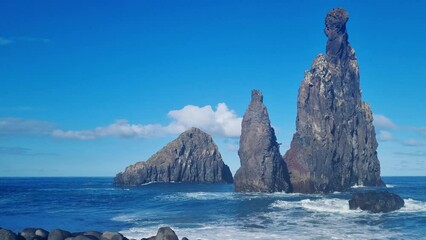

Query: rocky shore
[0,227,186,240]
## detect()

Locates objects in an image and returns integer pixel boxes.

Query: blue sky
[1,0,425,177]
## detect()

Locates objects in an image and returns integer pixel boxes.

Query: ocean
[0,177,425,239]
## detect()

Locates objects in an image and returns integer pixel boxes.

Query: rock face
[234,90,292,193]
[349,191,405,213]
[284,8,385,193]
[0,229,18,240]
[114,127,233,185]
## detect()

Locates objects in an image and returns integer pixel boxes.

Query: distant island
[114,127,233,185]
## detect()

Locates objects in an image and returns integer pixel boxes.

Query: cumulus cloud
[52,103,242,140]
[0,117,55,136]
[377,130,394,142]
[166,103,242,137]
[373,114,397,130]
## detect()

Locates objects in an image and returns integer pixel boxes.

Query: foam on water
[271,198,363,214]
[399,198,426,212]
[158,192,236,201]
[112,214,139,223]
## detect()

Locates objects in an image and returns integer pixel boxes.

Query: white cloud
[52,120,164,140]
[51,103,242,140]
[0,117,55,136]
[166,103,242,137]
[373,114,397,130]
[377,130,394,142]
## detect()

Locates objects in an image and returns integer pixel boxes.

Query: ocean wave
[159,192,237,201]
[351,184,365,188]
[400,198,426,212]
[271,198,363,214]
[112,214,139,222]
[300,198,361,214]
[386,184,395,188]
[120,220,400,240]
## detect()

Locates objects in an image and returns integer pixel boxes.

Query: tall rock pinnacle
[234,90,292,193]
[284,8,385,193]
[114,127,234,185]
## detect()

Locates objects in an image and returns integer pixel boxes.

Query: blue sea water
[0,177,425,239]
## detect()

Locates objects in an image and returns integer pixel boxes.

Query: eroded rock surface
[114,127,233,185]
[234,90,291,193]
[284,8,385,193]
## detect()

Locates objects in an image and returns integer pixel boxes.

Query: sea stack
[234,90,292,193]
[114,127,233,185]
[284,8,385,193]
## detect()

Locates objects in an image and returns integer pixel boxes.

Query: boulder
[284,8,385,193]
[349,191,405,213]
[74,235,96,240]
[0,229,18,240]
[19,228,37,240]
[100,231,125,240]
[234,90,292,193]
[114,127,233,185]
[154,227,178,240]
[83,231,102,239]
[48,229,73,240]
[140,237,155,240]
[35,229,49,239]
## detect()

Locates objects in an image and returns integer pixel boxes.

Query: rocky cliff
[114,127,233,185]
[234,90,292,192]
[284,8,385,193]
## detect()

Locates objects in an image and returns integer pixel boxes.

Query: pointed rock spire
[284,8,384,193]
[234,90,292,192]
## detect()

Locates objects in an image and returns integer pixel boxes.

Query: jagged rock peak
[234,89,292,193]
[251,89,264,103]
[114,127,234,185]
[325,8,352,64]
[284,8,384,193]
[325,8,349,39]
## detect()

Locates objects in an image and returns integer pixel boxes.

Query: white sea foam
[120,218,400,240]
[300,198,359,214]
[157,192,236,201]
[112,214,139,222]
[399,198,426,212]
[183,192,236,200]
[271,198,363,214]
[351,184,365,188]
[386,184,395,188]
[141,181,157,186]
[119,196,407,240]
